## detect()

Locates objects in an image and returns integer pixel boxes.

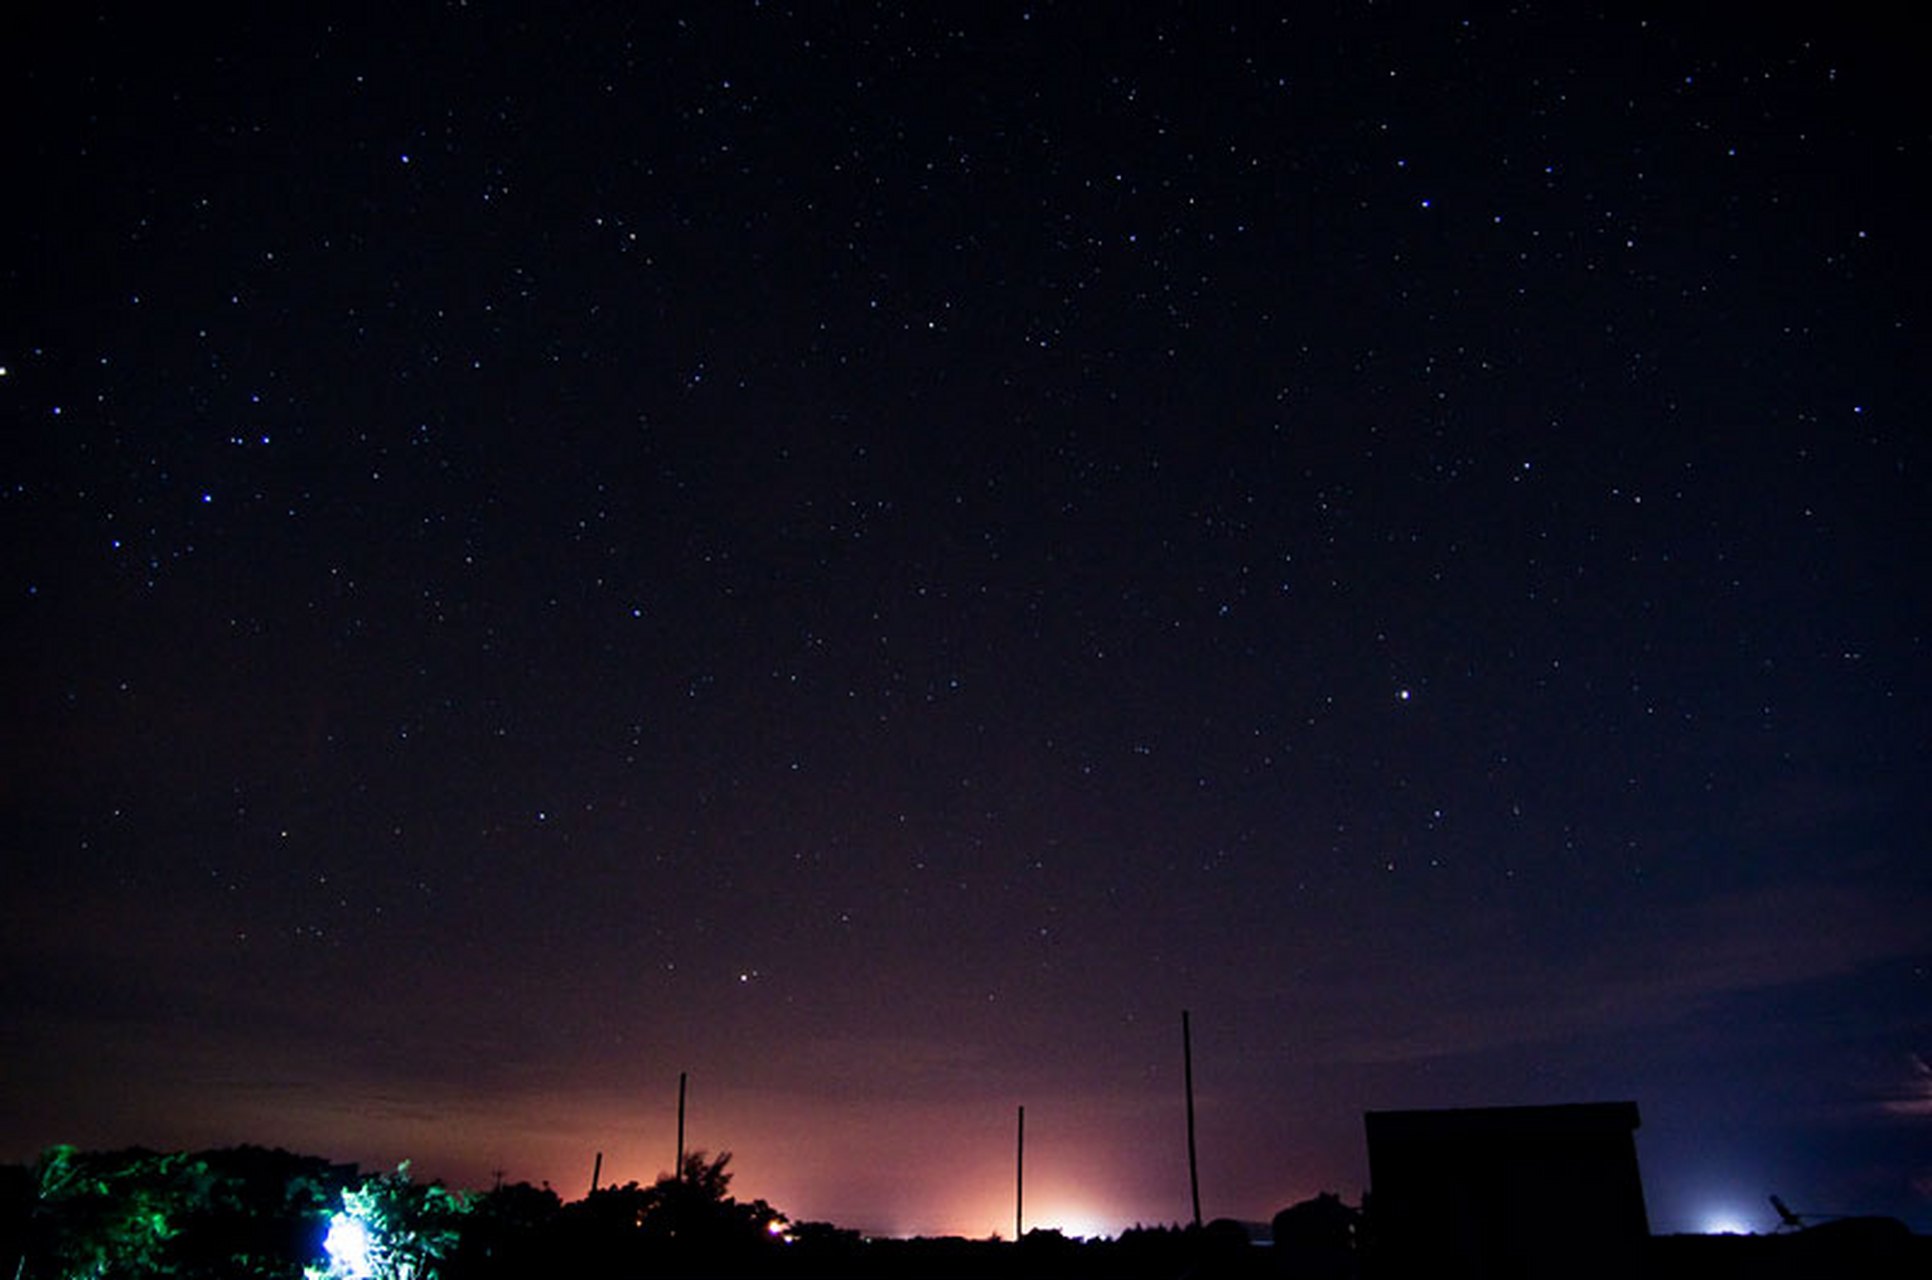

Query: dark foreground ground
[6,1222,1928,1279]
[452,1222,1932,1280]
[645,1225,1930,1280]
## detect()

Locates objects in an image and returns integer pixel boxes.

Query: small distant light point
[1398,688,1412,701]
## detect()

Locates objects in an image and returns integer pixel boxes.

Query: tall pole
[676,1071,688,1179]
[590,1151,603,1194]
[1183,1010,1202,1229]
[1015,1104,1026,1241]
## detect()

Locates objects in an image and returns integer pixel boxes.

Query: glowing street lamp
[322,1210,375,1278]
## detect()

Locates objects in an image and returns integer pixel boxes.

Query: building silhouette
[1363,1101,1647,1279]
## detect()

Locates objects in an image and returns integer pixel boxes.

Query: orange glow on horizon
[140,1073,1328,1240]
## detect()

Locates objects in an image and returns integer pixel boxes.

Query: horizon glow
[1697,1209,1756,1236]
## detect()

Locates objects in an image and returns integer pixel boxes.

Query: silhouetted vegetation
[1272,1192,1357,1279]
[4,1144,357,1278]
[1,1144,856,1280]
[4,1143,1925,1279]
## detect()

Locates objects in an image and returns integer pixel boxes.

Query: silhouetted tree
[9,1144,364,1279]
[555,1182,652,1276]
[172,1146,353,1278]
[637,1151,786,1252]
[445,1181,560,1279]
[1271,1192,1357,1279]
[309,1164,470,1280]
[16,1145,205,1278]
[0,1162,32,1279]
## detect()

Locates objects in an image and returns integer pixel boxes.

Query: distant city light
[1699,1210,1753,1235]
[1030,1203,1119,1241]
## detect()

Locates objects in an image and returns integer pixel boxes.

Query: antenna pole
[1184,1010,1202,1229]
[676,1071,688,1179]
[1016,1104,1026,1241]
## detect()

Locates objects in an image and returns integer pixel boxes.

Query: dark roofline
[1365,1101,1641,1143]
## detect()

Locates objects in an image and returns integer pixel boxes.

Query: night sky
[4,3,1928,1240]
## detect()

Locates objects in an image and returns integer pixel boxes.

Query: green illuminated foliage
[306,1165,470,1280]
[12,1145,353,1280]
[18,1145,198,1278]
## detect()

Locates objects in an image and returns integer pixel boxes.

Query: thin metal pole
[1183,1010,1202,1229]
[590,1151,603,1194]
[1015,1104,1026,1240]
[676,1071,688,1178]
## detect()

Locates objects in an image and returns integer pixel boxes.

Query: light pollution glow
[79,1072,1326,1239]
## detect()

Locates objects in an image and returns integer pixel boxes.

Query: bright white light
[1700,1211,1753,1236]
[324,1212,375,1278]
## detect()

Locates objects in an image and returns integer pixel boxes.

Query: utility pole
[676,1071,688,1179]
[1183,1010,1202,1229]
[1015,1104,1026,1241]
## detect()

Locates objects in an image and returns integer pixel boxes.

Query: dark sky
[4,2,1927,1239]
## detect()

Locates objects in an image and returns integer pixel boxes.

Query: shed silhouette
[1364,1101,1647,1279]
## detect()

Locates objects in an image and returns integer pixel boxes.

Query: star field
[3,3,1927,1237]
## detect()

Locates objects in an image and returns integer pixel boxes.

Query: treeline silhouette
[4,1142,1924,1279]
[0,1143,1296,1280]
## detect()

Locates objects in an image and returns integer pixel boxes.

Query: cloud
[1879,1053,1932,1120]
[1302,875,1931,1067]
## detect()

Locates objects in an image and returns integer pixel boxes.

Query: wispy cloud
[1879,1053,1932,1120]
[1305,875,1930,1066]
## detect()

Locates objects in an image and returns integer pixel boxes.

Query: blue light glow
[323,1211,374,1278]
